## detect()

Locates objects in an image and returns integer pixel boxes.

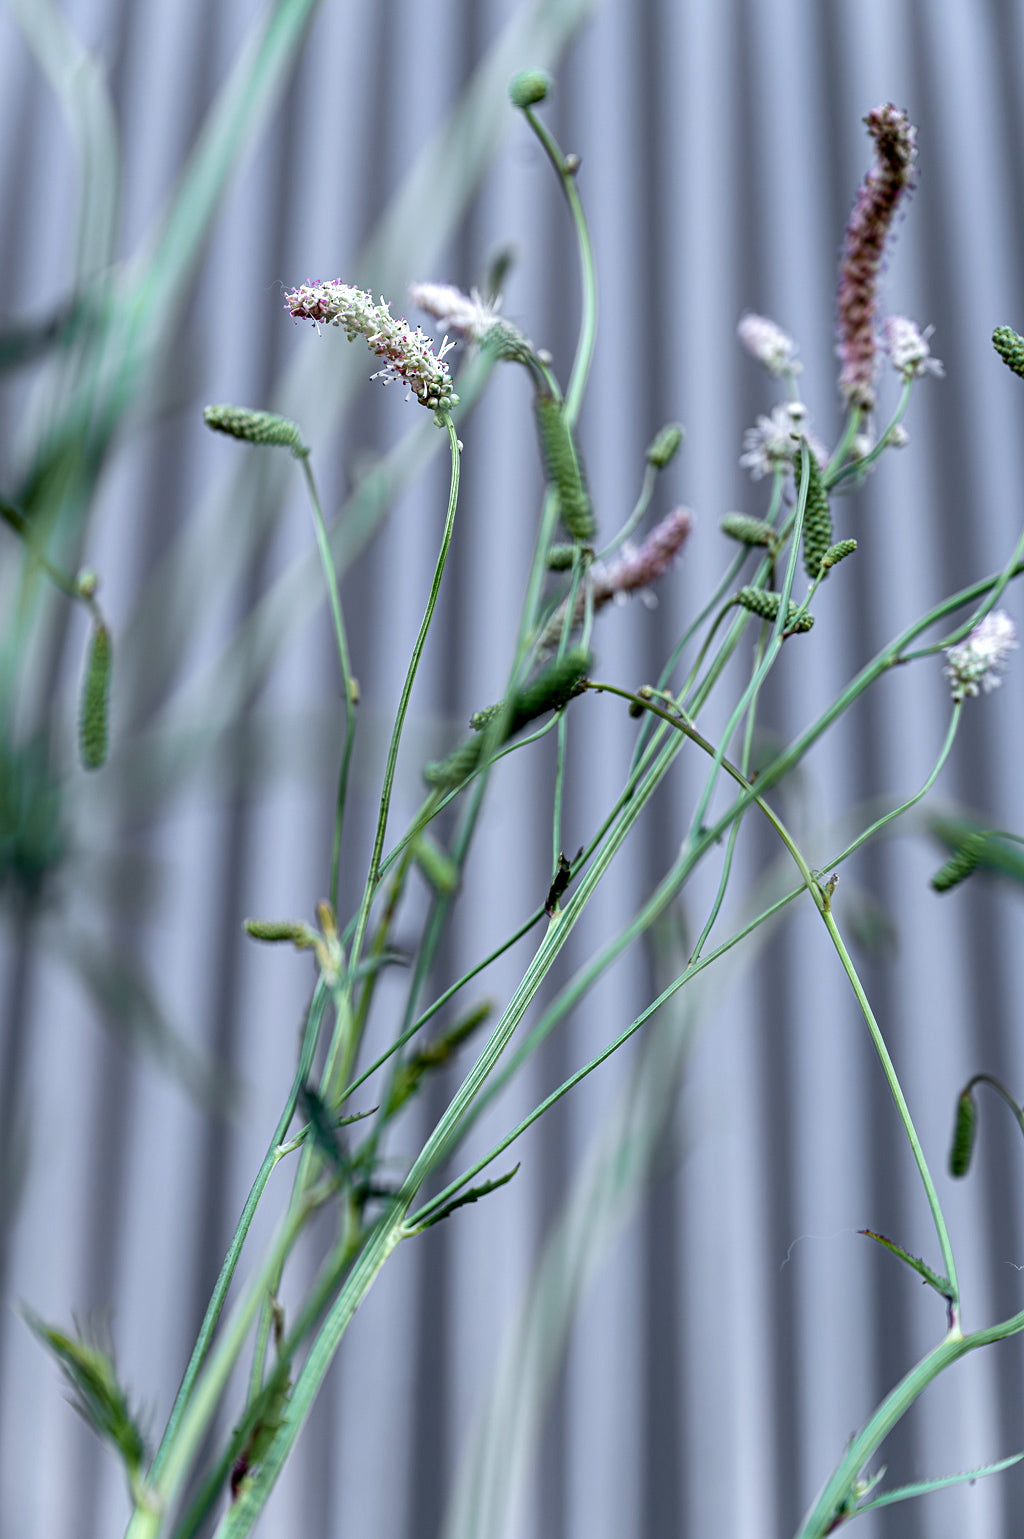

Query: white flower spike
[285,280,458,418]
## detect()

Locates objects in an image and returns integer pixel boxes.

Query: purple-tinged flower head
[285,280,458,418]
[591,508,694,604]
[737,313,801,377]
[837,105,918,411]
[944,611,1018,701]
[540,508,693,651]
[883,316,944,380]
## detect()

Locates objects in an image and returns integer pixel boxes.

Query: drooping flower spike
[285,280,459,420]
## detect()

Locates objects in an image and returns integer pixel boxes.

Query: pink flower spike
[837,105,918,412]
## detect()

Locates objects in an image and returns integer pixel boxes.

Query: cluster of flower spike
[284,281,459,417]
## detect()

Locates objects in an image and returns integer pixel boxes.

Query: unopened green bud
[720,513,776,549]
[646,423,685,468]
[534,392,595,542]
[821,538,858,570]
[545,543,578,570]
[412,834,458,895]
[204,404,306,454]
[79,623,112,770]
[510,69,550,109]
[75,568,99,600]
[424,736,484,791]
[510,646,591,727]
[244,918,314,946]
[793,445,833,578]
[931,833,987,893]
[949,1088,977,1177]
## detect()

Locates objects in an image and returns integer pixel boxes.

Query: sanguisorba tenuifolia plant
[24,73,1024,1538]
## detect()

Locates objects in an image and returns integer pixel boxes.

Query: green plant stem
[796,1306,1024,1537]
[522,109,596,423]
[326,416,461,1084]
[297,453,356,913]
[964,1072,1024,1146]
[145,983,326,1485]
[588,681,960,1311]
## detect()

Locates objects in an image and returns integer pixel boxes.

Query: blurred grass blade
[59,932,238,1111]
[117,0,604,732]
[7,0,119,281]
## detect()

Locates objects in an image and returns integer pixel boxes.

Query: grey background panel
[2,2,1024,1537]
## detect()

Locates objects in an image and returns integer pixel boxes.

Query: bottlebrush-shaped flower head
[837,105,918,411]
[285,280,458,419]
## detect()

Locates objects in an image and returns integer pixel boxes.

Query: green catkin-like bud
[424,736,485,791]
[735,587,814,633]
[949,1088,977,1177]
[79,622,112,770]
[469,703,501,732]
[931,833,987,893]
[821,538,858,570]
[545,543,578,570]
[720,513,777,549]
[412,833,458,895]
[533,392,596,542]
[646,423,685,468]
[427,649,590,790]
[203,404,306,454]
[793,445,833,578]
[993,325,1024,380]
[509,69,550,108]
[509,645,591,730]
[244,918,313,945]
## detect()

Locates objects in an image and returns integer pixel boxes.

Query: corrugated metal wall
[3,2,1024,1536]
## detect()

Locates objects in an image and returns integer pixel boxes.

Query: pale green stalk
[297,453,356,913]
[326,417,461,1081]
